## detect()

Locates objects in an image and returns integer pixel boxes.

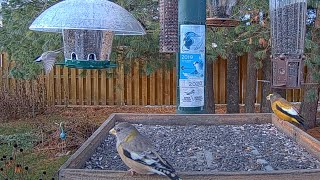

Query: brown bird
[266,92,305,127]
[109,122,181,180]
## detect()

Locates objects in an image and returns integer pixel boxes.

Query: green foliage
[0,0,62,80]
[207,0,270,68]
[112,0,175,74]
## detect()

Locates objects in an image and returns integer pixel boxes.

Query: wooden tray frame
[59,113,320,180]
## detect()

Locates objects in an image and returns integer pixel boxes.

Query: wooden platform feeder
[59,113,320,180]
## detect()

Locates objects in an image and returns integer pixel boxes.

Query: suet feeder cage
[159,0,178,53]
[206,0,240,27]
[29,0,146,69]
[269,0,307,88]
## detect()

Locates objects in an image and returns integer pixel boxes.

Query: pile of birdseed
[84,123,320,172]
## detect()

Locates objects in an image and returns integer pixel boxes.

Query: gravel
[84,123,320,172]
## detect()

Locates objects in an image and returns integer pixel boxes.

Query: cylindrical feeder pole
[176,0,206,114]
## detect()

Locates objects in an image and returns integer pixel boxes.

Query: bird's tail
[165,172,182,180]
[292,115,305,128]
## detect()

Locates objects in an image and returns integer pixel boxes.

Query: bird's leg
[127,169,137,176]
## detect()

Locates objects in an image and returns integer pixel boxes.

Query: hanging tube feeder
[269,0,307,88]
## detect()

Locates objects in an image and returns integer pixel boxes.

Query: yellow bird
[109,122,181,180]
[266,92,305,127]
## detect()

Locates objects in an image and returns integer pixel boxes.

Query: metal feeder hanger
[29,0,146,69]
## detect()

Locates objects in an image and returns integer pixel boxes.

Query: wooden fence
[0,53,303,106]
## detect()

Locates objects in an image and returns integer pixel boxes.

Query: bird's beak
[266,94,272,100]
[109,128,116,135]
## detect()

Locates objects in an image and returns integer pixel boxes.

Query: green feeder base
[56,60,117,69]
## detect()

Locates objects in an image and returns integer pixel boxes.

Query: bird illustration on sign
[182,32,203,52]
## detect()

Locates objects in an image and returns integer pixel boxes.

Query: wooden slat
[100,69,107,105]
[164,69,170,105]
[46,72,51,105]
[25,79,31,103]
[214,59,220,103]
[293,89,300,102]
[287,89,293,102]
[56,66,62,105]
[93,69,99,105]
[133,60,140,105]
[107,68,114,105]
[63,67,69,106]
[156,68,163,105]
[0,53,3,88]
[60,169,320,180]
[149,72,156,105]
[117,60,125,105]
[172,67,177,105]
[86,70,92,105]
[39,73,46,107]
[8,61,16,94]
[141,65,147,106]
[126,66,132,105]
[70,69,77,105]
[220,59,226,104]
[79,70,85,105]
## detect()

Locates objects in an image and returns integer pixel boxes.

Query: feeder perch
[29,0,146,69]
[159,0,178,53]
[207,0,240,27]
[269,0,307,88]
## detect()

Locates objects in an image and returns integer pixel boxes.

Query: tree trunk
[226,53,240,113]
[205,60,215,113]
[300,67,318,130]
[245,52,257,113]
[260,52,272,113]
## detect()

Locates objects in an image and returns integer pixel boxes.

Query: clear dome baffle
[29,0,146,35]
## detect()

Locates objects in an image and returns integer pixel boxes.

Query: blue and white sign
[179,25,205,107]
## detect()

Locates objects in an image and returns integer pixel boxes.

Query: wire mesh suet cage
[159,0,179,53]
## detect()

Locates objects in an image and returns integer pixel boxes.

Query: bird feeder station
[29,0,146,69]
[207,0,240,27]
[269,0,307,88]
[159,0,179,53]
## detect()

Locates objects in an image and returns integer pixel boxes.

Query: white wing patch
[130,151,158,165]
[282,107,298,116]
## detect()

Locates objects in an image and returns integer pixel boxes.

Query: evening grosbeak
[34,51,58,74]
[266,92,305,128]
[109,122,182,180]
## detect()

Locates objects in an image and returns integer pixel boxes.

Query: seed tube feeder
[269,0,307,88]
[29,0,146,69]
